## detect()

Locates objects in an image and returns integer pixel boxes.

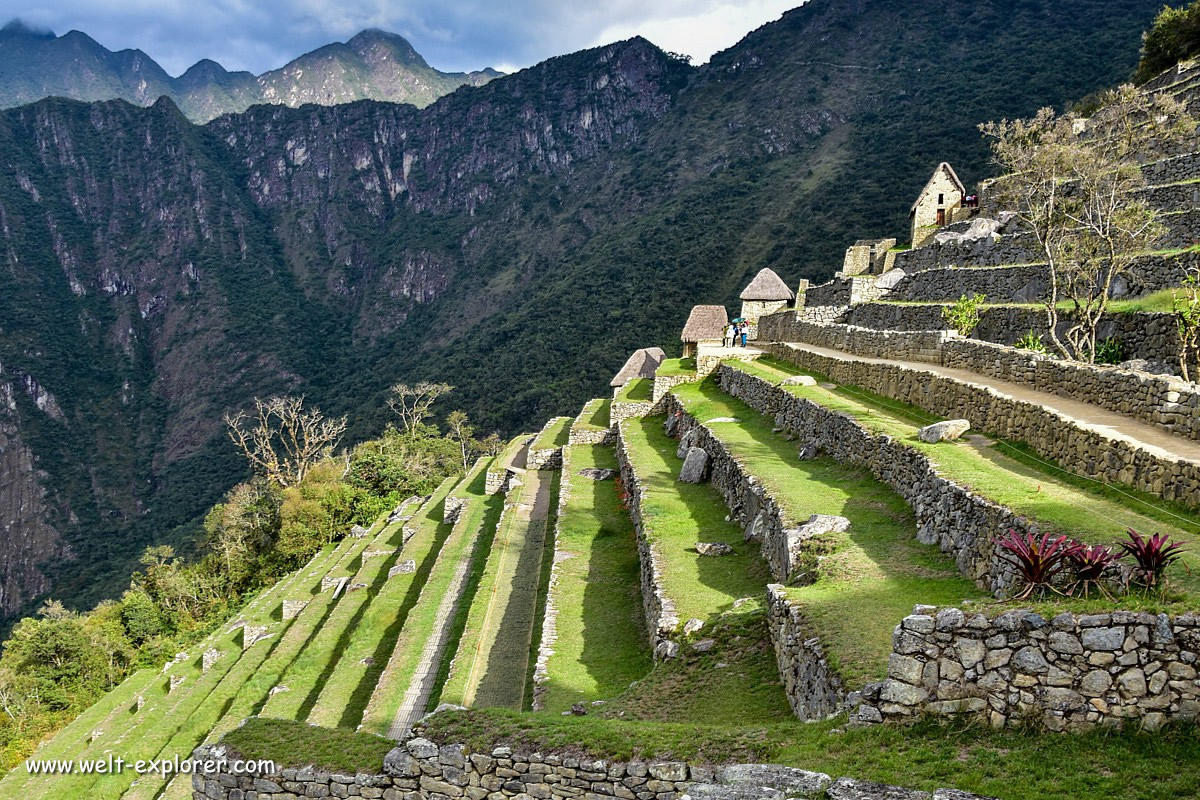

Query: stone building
[680,305,728,357]
[910,162,965,248]
[842,238,897,276]
[610,347,666,397]
[739,268,796,326]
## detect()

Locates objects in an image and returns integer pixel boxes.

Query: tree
[1174,267,1200,381]
[982,88,1191,362]
[387,382,453,436]
[1136,1,1200,84]
[225,396,347,487]
[445,410,475,471]
[204,479,280,589]
[942,293,987,337]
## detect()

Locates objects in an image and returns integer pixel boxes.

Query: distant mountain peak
[0,19,55,40]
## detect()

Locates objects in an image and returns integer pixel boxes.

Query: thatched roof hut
[610,347,667,387]
[739,268,795,301]
[681,305,729,343]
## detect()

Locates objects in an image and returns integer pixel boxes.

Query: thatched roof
[739,268,795,301]
[909,162,966,214]
[610,347,666,387]
[681,305,728,342]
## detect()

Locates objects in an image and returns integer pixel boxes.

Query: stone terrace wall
[758,314,951,362]
[758,344,1200,509]
[717,364,1024,595]
[766,584,849,720]
[615,420,681,658]
[943,338,1200,443]
[796,305,847,325]
[532,444,572,710]
[191,737,999,800]
[887,265,1047,303]
[652,373,696,403]
[893,233,1039,274]
[659,398,798,583]
[858,606,1200,732]
[569,401,615,446]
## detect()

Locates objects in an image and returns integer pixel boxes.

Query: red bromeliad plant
[996,530,1074,599]
[1065,542,1122,598]
[1119,529,1185,591]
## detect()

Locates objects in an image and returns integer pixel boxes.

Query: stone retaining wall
[569,401,615,446]
[652,373,696,403]
[766,585,849,720]
[758,314,950,361]
[716,364,1025,595]
[191,736,996,800]
[532,444,571,710]
[943,338,1200,442]
[857,606,1200,732]
[615,420,681,657]
[527,447,564,470]
[758,344,1200,509]
[796,305,846,325]
[887,265,1047,303]
[611,400,655,426]
[659,399,799,583]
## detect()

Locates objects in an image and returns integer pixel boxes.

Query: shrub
[996,530,1073,599]
[1095,336,1125,365]
[942,293,987,337]
[1065,543,1121,598]
[1136,2,1200,84]
[1119,529,1185,591]
[1015,329,1047,353]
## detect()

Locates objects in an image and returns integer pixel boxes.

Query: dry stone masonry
[766,585,848,720]
[190,737,997,800]
[854,606,1200,732]
[281,600,308,620]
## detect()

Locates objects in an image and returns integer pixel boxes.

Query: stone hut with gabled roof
[739,268,796,338]
[610,347,666,397]
[910,162,965,248]
[680,305,728,357]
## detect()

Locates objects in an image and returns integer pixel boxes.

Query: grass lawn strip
[441,467,553,710]
[305,476,460,727]
[533,416,572,451]
[616,378,652,402]
[618,416,767,623]
[357,459,497,736]
[671,379,985,686]
[538,444,651,714]
[6,539,347,798]
[574,398,611,432]
[655,358,696,378]
[259,516,404,722]
[729,357,1200,598]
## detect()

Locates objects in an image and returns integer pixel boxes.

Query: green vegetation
[533,417,572,451]
[223,716,394,775]
[1136,0,1200,83]
[618,417,768,622]
[729,358,1200,599]
[655,358,696,378]
[539,445,650,713]
[421,709,1200,800]
[941,292,987,336]
[574,398,611,431]
[441,469,555,710]
[358,459,501,736]
[616,379,653,403]
[672,380,985,684]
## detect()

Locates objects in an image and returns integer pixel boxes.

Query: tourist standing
[740,322,748,347]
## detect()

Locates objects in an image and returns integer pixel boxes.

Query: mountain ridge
[0,18,501,121]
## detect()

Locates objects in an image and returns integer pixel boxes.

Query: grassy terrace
[729,357,1200,603]
[305,476,460,728]
[441,469,556,710]
[616,378,653,402]
[533,416,572,451]
[8,538,355,800]
[358,459,501,736]
[655,357,696,378]
[497,434,531,470]
[539,444,650,713]
[574,397,611,431]
[671,381,984,685]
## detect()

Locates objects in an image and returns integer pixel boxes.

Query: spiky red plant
[1119,529,1184,591]
[996,530,1073,599]
[1065,542,1122,598]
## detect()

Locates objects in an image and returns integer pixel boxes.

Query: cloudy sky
[9,1,805,77]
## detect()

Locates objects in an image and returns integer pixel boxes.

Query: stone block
[917,419,971,443]
[678,448,710,483]
[389,561,418,578]
[1081,627,1125,651]
[826,777,932,799]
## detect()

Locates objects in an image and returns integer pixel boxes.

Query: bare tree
[983,87,1192,362]
[225,396,347,487]
[387,382,453,436]
[445,410,475,472]
[1174,267,1200,382]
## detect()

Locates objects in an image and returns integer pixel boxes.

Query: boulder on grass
[781,375,817,387]
[678,447,710,483]
[578,468,616,481]
[696,542,735,557]
[918,419,971,443]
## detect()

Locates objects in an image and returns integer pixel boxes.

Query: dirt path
[775,341,1200,465]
